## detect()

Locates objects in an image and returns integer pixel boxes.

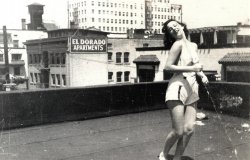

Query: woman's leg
[174,102,197,159]
[162,101,185,159]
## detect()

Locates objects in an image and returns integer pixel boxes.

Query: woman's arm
[164,41,202,73]
[193,43,209,84]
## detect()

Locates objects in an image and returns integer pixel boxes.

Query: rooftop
[133,55,160,64]
[219,52,250,63]
[1,109,249,160]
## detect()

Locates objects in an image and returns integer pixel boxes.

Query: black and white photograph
[0,0,249,159]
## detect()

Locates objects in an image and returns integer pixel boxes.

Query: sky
[0,0,249,29]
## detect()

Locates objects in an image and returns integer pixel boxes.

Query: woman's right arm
[164,41,202,73]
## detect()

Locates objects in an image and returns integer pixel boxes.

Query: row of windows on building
[74,14,178,23]
[108,71,130,82]
[149,6,180,13]
[30,72,41,84]
[70,6,180,18]
[29,53,66,65]
[108,52,130,63]
[81,26,137,32]
[71,10,142,17]
[70,7,181,20]
[70,0,171,9]
[30,72,67,87]
[0,67,21,76]
[51,74,66,87]
[70,1,141,9]
[75,18,141,25]
[150,14,179,20]
[0,54,22,62]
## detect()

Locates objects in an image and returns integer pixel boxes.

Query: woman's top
[165,42,200,105]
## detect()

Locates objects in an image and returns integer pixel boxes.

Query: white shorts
[165,74,199,106]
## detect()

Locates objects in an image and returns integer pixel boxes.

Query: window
[56,53,60,64]
[116,72,122,82]
[116,52,122,63]
[34,73,38,83]
[38,73,41,83]
[51,74,56,85]
[12,54,22,61]
[34,54,39,63]
[50,53,55,64]
[62,75,66,86]
[124,52,129,63]
[56,74,61,85]
[61,53,66,64]
[143,43,149,47]
[14,67,20,76]
[108,72,113,81]
[124,71,130,82]
[30,73,33,83]
[108,52,112,61]
[0,54,3,62]
[13,40,19,48]
[107,43,112,48]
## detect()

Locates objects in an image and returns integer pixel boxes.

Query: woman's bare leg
[173,102,197,160]
[162,101,185,159]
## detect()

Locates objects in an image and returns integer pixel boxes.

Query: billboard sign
[70,37,107,53]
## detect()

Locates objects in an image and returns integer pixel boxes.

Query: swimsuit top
[175,42,199,78]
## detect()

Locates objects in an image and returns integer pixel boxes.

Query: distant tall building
[68,0,182,34]
[145,0,182,34]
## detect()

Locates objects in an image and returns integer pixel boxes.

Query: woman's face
[166,21,184,39]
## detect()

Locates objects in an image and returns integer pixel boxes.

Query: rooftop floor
[0,109,249,160]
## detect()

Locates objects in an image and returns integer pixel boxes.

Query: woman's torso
[170,41,199,85]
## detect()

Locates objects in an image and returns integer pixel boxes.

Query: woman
[159,20,208,160]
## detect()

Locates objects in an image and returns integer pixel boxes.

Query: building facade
[25,29,163,89]
[145,0,182,34]
[0,29,47,82]
[68,0,182,34]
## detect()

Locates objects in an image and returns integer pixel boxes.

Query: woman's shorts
[165,75,199,106]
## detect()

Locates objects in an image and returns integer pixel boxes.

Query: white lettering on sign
[73,45,104,51]
[71,38,107,52]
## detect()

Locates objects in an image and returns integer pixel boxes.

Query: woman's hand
[201,75,209,85]
[193,63,203,72]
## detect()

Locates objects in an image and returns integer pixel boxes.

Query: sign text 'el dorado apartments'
[70,37,107,53]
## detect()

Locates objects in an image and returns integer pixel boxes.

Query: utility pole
[3,26,9,82]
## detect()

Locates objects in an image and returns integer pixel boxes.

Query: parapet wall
[0,81,249,130]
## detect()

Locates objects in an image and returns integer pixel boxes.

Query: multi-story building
[145,0,182,34]
[0,28,47,82]
[25,21,250,89]
[25,28,163,89]
[68,0,182,34]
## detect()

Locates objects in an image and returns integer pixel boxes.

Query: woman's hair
[162,19,189,48]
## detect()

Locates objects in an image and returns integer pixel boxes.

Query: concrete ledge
[0,81,249,130]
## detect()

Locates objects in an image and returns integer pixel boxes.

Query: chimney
[21,19,26,30]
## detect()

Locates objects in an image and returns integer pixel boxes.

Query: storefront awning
[133,55,160,64]
[219,52,250,63]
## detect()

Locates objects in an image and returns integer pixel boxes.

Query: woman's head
[162,19,189,47]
